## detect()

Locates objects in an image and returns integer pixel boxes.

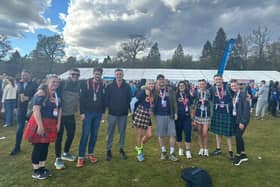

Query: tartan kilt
[210,112,235,136]
[133,105,152,129]
[23,114,57,143]
[193,116,211,125]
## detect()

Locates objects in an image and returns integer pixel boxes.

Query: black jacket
[105,80,131,116]
[17,81,38,110]
[80,78,105,114]
[234,91,250,126]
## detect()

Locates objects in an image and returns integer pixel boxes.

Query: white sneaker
[186,150,192,159]
[203,149,209,157]
[198,148,204,156]
[178,148,184,156]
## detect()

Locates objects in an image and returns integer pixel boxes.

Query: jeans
[4,99,16,125]
[15,107,27,149]
[106,115,127,151]
[78,112,102,158]
[55,115,76,158]
[235,123,246,154]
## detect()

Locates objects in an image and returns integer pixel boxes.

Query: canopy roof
[59,68,280,83]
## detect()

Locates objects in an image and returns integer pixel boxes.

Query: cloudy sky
[1,0,280,60]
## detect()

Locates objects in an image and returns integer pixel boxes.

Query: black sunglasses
[71,73,80,76]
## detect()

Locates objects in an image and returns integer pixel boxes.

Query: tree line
[1,25,280,78]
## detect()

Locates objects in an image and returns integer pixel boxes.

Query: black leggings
[32,143,49,164]
[235,124,246,154]
[55,115,76,157]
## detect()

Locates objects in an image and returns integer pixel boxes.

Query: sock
[170,147,175,154]
[161,146,166,153]
[136,146,142,155]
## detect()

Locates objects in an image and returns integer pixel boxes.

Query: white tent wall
[59,68,280,83]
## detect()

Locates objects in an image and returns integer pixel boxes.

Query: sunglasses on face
[71,73,80,76]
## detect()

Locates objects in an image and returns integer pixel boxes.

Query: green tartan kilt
[210,112,235,136]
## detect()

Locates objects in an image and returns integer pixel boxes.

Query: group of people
[0,68,255,180]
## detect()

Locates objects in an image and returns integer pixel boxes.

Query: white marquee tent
[59,68,280,83]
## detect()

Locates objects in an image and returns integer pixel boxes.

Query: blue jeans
[78,112,102,158]
[15,107,27,149]
[4,99,16,125]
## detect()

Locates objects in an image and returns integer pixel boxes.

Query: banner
[217,38,236,76]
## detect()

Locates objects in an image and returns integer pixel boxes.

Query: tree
[0,35,11,61]
[147,42,161,67]
[212,27,227,68]
[250,25,271,63]
[200,40,213,67]
[229,34,246,70]
[118,34,149,64]
[267,40,280,69]
[32,34,65,73]
[172,44,184,67]
[10,50,21,63]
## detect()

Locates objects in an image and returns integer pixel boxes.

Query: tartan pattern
[193,116,211,125]
[23,115,57,143]
[210,112,235,136]
[133,105,152,129]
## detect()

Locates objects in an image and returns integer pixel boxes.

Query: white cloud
[62,0,280,60]
[0,0,58,38]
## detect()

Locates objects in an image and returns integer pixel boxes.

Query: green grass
[0,114,279,187]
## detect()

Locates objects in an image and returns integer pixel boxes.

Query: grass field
[0,114,279,187]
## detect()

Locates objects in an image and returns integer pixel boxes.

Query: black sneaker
[32,170,48,180]
[228,151,234,161]
[41,167,52,177]
[120,149,127,160]
[106,150,112,161]
[211,148,221,156]
[240,154,248,163]
[10,147,21,156]
[233,155,241,166]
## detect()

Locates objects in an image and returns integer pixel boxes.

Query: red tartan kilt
[23,115,57,143]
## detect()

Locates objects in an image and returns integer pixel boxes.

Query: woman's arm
[33,105,44,136]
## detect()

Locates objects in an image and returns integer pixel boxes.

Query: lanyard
[199,90,207,105]
[216,86,224,100]
[159,88,166,100]
[54,92,59,107]
[180,93,188,107]
[92,79,100,94]
[233,91,240,113]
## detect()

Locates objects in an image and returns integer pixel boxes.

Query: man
[154,74,178,161]
[105,68,131,161]
[255,80,269,120]
[54,68,80,169]
[76,67,106,167]
[210,74,235,160]
[230,79,250,166]
[11,70,38,155]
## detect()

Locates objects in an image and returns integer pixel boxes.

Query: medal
[219,101,225,108]
[200,105,205,111]
[93,94,97,102]
[53,108,58,117]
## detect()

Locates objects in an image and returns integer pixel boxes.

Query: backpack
[181,167,212,187]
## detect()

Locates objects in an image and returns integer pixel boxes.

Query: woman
[132,80,154,162]
[23,74,61,180]
[175,81,193,159]
[193,79,211,157]
[230,79,250,166]
[1,76,17,127]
